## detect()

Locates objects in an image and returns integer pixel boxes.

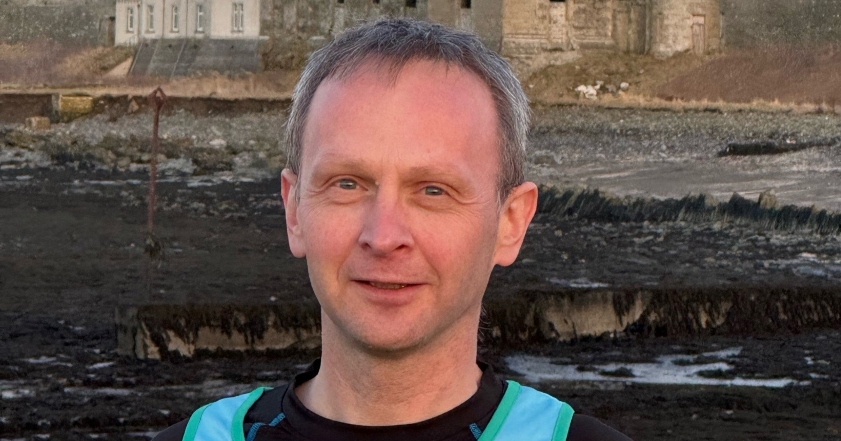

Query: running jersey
[152,361,632,441]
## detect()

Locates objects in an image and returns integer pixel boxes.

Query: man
[155,19,632,441]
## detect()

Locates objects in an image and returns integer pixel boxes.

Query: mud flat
[1,103,840,440]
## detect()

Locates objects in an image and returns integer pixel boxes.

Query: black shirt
[153,361,631,441]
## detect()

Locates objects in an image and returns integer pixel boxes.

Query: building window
[127,7,135,32]
[337,0,344,3]
[171,5,179,32]
[373,0,380,4]
[461,0,471,8]
[549,0,566,2]
[232,3,244,32]
[405,0,416,7]
[196,4,205,32]
[146,5,155,32]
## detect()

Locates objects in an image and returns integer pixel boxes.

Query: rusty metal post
[147,87,167,234]
[145,87,167,264]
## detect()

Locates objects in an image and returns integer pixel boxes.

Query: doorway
[692,15,706,55]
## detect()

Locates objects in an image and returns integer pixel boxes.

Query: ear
[281,168,307,258]
[493,182,538,266]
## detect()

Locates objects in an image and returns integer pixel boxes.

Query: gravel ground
[4,103,840,208]
[529,106,841,211]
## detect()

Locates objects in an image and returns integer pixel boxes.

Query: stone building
[273,0,721,74]
[0,0,721,76]
[0,0,115,46]
[113,0,265,75]
[720,0,841,48]
[114,0,261,46]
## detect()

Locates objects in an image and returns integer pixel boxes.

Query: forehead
[301,59,500,167]
[316,58,497,125]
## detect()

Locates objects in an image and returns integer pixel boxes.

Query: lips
[367,281,408,290]
[352,279,423,307]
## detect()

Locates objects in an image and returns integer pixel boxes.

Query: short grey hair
[284,18,530,203]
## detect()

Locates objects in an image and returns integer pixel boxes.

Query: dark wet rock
[159,157,197,176]
[599,367,635,378]
[0,147,51,168]
[119,285,841,359]
[189,146,234,173]
[719,137,841,156]
[3,102,841,440]
[2,128,39,148]
[696,369,737,380]
[537,186,841,235]
[672,355,728,366]
[758,188,778,209]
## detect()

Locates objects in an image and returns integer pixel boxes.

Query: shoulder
[152,419,188,441]
[504,383,632,441]
[568,415,633,441]
[152,386,283,441]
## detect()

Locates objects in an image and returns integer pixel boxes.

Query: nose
[357,190,414,255]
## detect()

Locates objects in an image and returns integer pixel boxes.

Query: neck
[296,315,483,426]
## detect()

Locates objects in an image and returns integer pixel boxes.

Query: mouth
[365,281,409,290]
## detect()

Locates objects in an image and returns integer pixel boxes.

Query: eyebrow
[306,155,373,181]
[307,154,475,187]
[402,165,472,186]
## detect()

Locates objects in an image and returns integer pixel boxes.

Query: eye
[336,178,358,190]
[423,185,445,196]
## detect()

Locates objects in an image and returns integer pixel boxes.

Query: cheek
[416,212,499,272]
[300,205,360,262]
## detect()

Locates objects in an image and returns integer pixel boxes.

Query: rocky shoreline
[2,103,840,440]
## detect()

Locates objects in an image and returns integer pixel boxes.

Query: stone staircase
[129,38,262,77]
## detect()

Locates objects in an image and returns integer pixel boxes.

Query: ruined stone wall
[612,0,647,54]
[569,0,614,49]
[270,0,432,37]
[263,0,430,69]
[471,0,502,52]
[427,0,457,27]
[263,0,723,75]
[265,0,501,70]
[0,0,115,46]
[648,0,720,57]
[500,0,578,76]
[721,0,841,48]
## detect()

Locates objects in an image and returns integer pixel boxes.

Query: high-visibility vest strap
[183,387,268,441]
[181,382,573,441]
[479,381,574,441]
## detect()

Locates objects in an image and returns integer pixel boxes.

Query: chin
[354,329,430,356]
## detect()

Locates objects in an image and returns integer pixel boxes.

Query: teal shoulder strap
[479,380,574,441]
[182,387,269,441]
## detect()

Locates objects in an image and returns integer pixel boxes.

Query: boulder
[758,189,778,209]
[25,117,50,131]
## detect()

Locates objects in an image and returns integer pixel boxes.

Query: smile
[367,281,408,290]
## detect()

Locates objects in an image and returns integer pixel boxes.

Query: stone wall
[499,0,578,76]
[263,0,479,69]
[569,0,614,49]
[612,0,647,54]
[10,0,841,69]
[496,0,723,74]
[721,0,841,48]
[649,0,721,57]
[471,0,503,51]
[0,0,115,46]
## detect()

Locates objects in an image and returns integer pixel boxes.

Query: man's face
[282,60,533,354]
